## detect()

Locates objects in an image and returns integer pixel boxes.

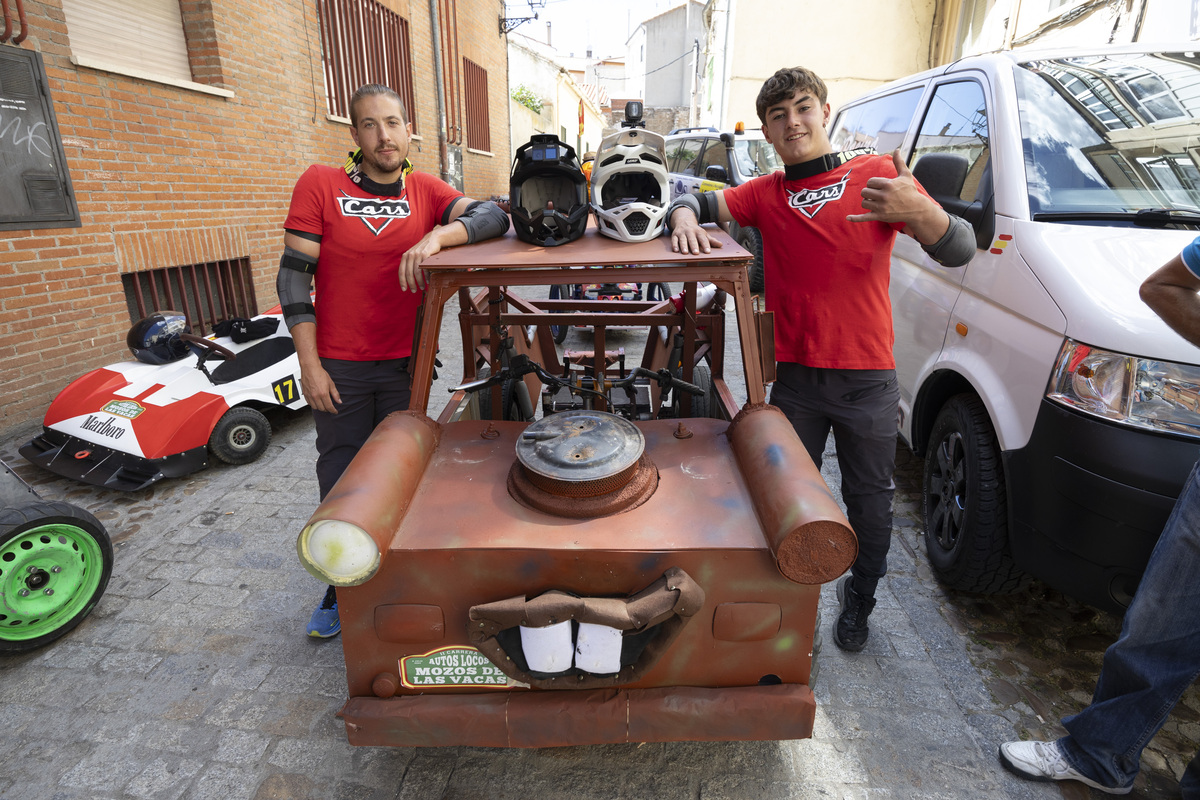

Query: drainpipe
[428,0,450,183]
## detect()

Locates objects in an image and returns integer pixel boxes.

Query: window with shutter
[0,48,81,230]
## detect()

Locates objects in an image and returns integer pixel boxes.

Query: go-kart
[295,225,858,748]
[20,309,306,491]
[0,458,112,653]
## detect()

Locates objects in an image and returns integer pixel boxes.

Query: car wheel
[923,394,1029,594]
[0,502,113,654]
[209,406,271,465]
[736,226,765,294]
[548,284,571,344]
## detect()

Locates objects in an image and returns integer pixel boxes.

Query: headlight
[296,519,380,586]
[1047,339,1200,438]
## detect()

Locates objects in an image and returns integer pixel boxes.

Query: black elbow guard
[276,247,317,329]
[665,192,718,231]
[453,200,510,244]
[922,213,976,267]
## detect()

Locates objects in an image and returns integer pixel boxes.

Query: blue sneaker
[307,585,340,638]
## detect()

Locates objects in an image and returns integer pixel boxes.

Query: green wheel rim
[0,522,105,642]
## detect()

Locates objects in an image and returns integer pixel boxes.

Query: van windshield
[1016,51,1200,223]
[732,139,782,177]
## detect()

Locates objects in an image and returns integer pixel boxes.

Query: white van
[827,43,1200,614]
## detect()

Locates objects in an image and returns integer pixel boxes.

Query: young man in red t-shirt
[668,67,974,652]
[277,84,508,637]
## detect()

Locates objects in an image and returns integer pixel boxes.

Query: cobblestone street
[1,298,1197,798]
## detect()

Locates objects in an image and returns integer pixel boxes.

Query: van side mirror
[912,152,994,250]
[704,165,728,184]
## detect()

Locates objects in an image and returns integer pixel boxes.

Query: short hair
[755,67,828,124]
[350,84,407,127]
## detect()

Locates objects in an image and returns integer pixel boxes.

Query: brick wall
[0,0,510,431]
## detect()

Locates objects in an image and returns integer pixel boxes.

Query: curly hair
[755,67,828,124]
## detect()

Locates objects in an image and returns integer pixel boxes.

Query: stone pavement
[1,312,1196,799]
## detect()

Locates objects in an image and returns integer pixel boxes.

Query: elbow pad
[276,247,317,329]
[922,213,976,268]
[665,192,719,232]
[452,200,510,244]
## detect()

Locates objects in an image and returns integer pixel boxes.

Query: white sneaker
[998,740,1131,795]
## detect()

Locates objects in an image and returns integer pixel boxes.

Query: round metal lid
[515,411,645,483]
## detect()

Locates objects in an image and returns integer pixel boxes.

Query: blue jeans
[1059,459,1200,797]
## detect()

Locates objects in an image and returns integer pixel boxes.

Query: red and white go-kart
[20,309,307,491]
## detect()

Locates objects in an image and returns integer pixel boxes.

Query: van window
[912,81,990,204]
[829,86,924,153]
[667,138,703,176]
[1015,53,1200,219]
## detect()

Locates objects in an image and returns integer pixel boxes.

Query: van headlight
[296,519,380,586]
[1047,339,1200,438]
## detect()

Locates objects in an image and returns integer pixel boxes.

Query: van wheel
[736,227,765,294]
[922,395,1029,594]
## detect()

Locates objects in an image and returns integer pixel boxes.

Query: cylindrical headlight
[296,519,381,586]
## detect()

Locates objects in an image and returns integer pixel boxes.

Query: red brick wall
[0,0,510,431]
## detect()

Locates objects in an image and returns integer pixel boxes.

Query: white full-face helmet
[590,124,670,243]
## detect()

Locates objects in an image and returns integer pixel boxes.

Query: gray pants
[768,363,900,598]
[313,357,411,501]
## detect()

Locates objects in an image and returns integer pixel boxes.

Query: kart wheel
[548,284,571,344]
[0,502,113,654]
[209,406,271,465]
[476,367,522,422]
[645,282,672,302]
[673,364,717,419]
[923,395,1029,594]
[736,226,765,294]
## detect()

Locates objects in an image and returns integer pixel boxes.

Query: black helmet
[127,311,190,364]
[509,134,588,246]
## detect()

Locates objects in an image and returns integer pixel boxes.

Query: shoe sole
[998,745,1132,795]
[833,577,867,653]
[307,627,341,639]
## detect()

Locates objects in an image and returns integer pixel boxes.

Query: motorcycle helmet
[509,134,589,247]
[127,311,190,364]
[590,127,670,243]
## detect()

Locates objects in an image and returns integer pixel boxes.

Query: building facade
[0,0,509,428]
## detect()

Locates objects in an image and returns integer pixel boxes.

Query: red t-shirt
[724,153,929,370]
[283,165,462,360]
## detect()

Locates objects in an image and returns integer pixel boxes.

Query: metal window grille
[318,0,418,134]
[121,258,258,334]
[438,0,462,144]
[463,58,490,151]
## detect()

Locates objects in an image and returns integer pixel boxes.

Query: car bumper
[1004,399,1197,613]
[19,428,208,491]
[340,683,815,747]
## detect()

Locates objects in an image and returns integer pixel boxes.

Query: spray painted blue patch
[765,443,785,468]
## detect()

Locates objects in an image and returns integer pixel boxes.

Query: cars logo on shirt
[785,171,852,219]
[337,191,412,235]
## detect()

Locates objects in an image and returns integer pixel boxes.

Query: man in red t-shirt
[277,83,508,637]
[668,67,974,652]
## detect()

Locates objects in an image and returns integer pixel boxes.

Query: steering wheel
[180,332,236,361]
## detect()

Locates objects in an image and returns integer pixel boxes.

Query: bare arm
[1140,253,1200,348]
[669,191,733,255]
[398,196,509,291]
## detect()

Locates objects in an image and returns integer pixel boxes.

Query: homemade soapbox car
[295,226,857,747]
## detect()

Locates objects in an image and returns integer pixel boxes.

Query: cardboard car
[295,226,858,748]
[20,310,305,491]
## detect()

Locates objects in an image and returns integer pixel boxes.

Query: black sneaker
[833,575,875,652]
